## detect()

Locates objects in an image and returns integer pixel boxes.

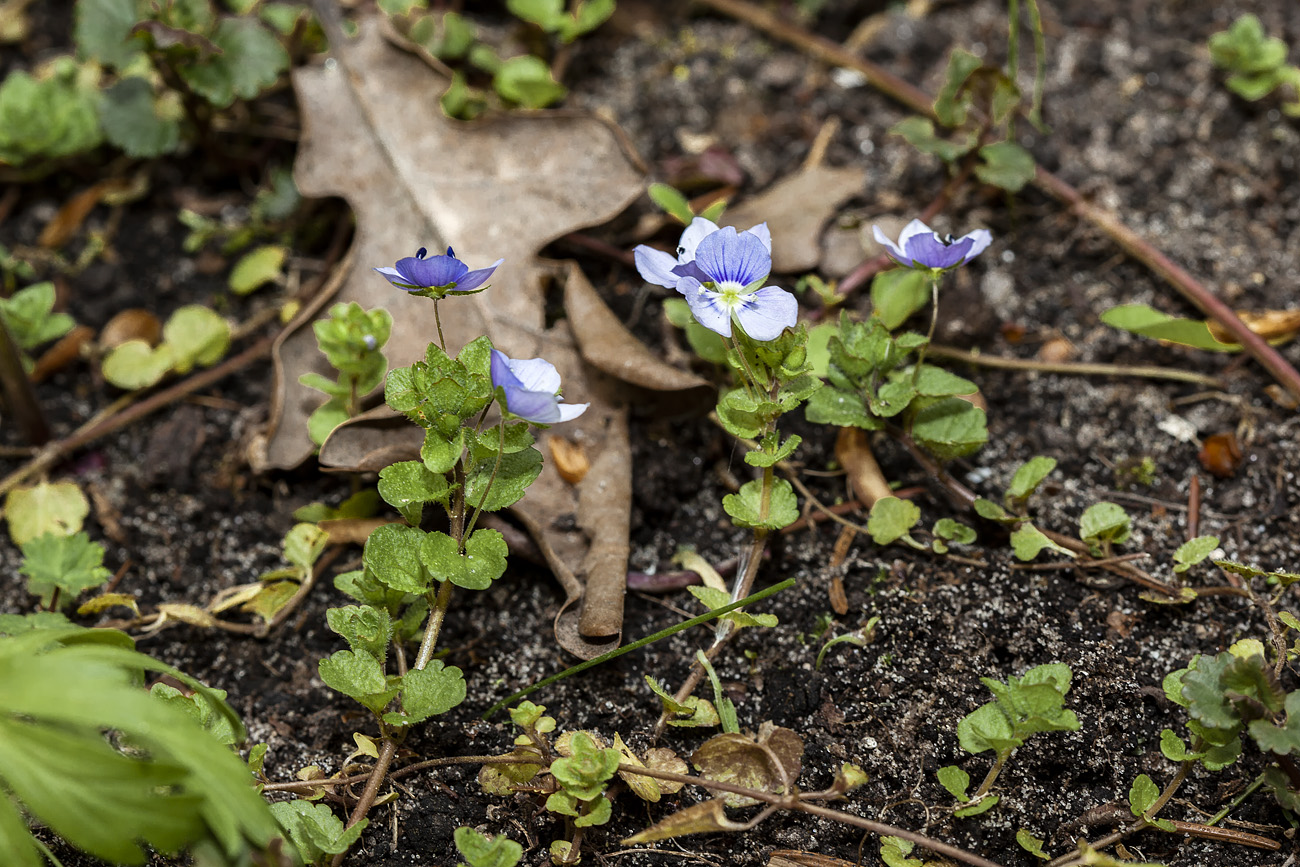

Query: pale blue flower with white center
[490,349,588,424]
[672,227,796,341]
[374,246,503,297]
[634,217,771,290]
[873,219,992,271]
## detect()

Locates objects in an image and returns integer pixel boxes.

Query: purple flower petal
[634,245,681,288]
[453,258,504,292]
[735,286,797,341]
[679,277,732,338]
[903,233,975,269]
[743,222,772,254]
[694,227,770,287]
[670,260,709,288]
[896,219,933,251]
[397,253,468,288]
[874,219,993,270]
[489,349,585,424]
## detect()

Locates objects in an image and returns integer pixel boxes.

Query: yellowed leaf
[621,799,750,844]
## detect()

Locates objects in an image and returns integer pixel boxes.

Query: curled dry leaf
[38,178,134,249]
[768,852,865,867]
[721,165,867,273]
[548,437,590,485]
[261,18,705,658]
[30,325,93,383]
[1206,309,1300,345]
[1198,431,1244,479]
[621,798,753,845]
[834,427,892,508]
[100,309,162,350]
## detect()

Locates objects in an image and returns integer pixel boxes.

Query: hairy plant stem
[331,737,398,865]
[485,578,795,720]
[654,451,775,740]
[973,750,1009,799]
[433,299,446,352]
[462,420,505,544]
[413,461,466,671]
[910,276,941,388]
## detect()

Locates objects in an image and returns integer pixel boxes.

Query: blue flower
[490,349,588,424]
[375,247,503,295]
[634,218,795,341]
[872,219,992,271]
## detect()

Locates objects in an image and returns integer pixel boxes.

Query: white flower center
[704,281,753,310]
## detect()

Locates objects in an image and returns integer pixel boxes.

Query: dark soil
[4,1,1300,866]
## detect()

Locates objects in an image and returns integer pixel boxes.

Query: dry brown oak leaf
[253,18,709,659]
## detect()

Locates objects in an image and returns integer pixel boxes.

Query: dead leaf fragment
[690,723,804,807]
[38,178,132,248]
[319,517,397,546]
[30,325,93,383]
[621,799,752,844]
[722,165,867,273]
[1037,336,1076,363]
[548,437,590,485]
[100,309,162,350]
[1206,308,1300,345]
[768,852,867,867]
[1198,432,1243,479]
[834,427,891,508]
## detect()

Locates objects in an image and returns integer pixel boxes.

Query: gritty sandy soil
[3,1,1300,866]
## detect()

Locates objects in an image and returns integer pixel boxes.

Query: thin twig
[925,344,1225,388]
[0,337,274,497]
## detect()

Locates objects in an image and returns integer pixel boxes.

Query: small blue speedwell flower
[873,219,992,272]
[634,218,796,341]
[375,247,504,298]
[490,349,588,424]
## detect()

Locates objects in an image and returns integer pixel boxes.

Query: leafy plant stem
[924,343,1225,388]
[728,334,761,399]
[330,736,399,866]
[910,276,941,389]
[0,314,49,445]
[972,750,1009,799]
[484,577,795,720]
[462,420,505,545]
[414,578,455,673]
[695,0,1300,404]
[433,299,446,351]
